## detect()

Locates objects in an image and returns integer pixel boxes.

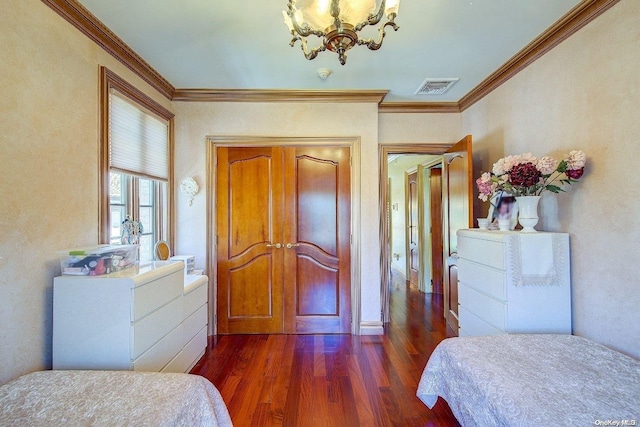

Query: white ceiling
[77,0,581,102]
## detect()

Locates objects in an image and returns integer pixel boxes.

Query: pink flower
[566,168,584,179]
[565,150,586,170]
[476,172,496,202]
[537,156,558,175]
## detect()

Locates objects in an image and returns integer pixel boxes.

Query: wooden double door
[216,146,351,334]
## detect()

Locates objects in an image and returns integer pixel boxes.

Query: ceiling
[77,0,581,102]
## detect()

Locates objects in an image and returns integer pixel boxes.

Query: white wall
[0,0,172,384]
[462,0,640,358]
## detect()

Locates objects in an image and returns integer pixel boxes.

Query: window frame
[99,67,175,253]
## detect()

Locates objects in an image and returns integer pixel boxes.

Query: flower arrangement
[476,150,587,201]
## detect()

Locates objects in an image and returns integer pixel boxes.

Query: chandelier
[283,0,400,65]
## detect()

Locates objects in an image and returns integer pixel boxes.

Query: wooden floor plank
[191,273,460,426]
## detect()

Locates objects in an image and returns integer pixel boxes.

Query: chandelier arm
[356,19,399,51]
[286,3,325,37]
[290,35,327,60]
[354,0,387,32]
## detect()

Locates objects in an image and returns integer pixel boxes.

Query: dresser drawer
[182,326,207,372]
[184,303,208,344]
[184,279,208,319]
[458,258,506,301]
[131,269,183,321]
[133,323,183,372]
[161,349,184,373]
[458,236,505,270]
[459,283,506,331]
[459,306,505,336]
[131,296,182,359]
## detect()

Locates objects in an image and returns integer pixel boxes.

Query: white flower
[492,158,507,175]
[565,150,586,169]
[537,156,558,175]
[518,152,538,166]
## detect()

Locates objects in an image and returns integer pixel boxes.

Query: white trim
[359,321,384,335]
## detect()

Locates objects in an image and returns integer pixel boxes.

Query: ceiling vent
[415,78,459,95]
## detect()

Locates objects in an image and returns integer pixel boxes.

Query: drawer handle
[286,243,300,249]
[266,243,282,249]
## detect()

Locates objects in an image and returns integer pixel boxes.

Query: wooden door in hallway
[406,171,419,287]
[442,136,473,334]
[216,146,351,334]
[429,167,444,295]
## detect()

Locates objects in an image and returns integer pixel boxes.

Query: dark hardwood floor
[191,274,459,426]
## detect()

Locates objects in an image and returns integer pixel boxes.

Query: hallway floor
[191,275,459,426]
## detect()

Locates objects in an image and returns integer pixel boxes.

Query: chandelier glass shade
[283,0,400,65]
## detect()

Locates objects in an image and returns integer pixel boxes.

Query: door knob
[286,243,300,249]
[266,243,282,249]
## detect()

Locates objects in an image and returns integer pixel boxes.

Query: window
[100,67,174,262]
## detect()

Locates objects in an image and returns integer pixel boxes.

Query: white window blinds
[109,89,169,181]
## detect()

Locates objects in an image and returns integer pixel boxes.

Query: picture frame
[487,191,519,230]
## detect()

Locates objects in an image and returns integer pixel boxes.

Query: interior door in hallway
[406,171,419,287]
[442,136,473,334]
[216,146,351,334]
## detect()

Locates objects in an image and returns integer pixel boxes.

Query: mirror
[154,241,171,260]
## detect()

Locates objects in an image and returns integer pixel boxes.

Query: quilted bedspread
[0,370,233,426]
[417,334,640,427]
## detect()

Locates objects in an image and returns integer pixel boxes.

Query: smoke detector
[317,68,332,80]
[415,78,459,95]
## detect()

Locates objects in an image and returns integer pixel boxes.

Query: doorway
[379,138,473,330]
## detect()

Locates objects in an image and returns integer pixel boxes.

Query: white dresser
[456,229,571,337]
[53,262,208,373]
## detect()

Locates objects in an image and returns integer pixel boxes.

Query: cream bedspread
[417,334,640,426]
[0,370,233,426]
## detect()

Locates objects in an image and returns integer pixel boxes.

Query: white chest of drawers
[456,229,571,337]
[53,262,208,373]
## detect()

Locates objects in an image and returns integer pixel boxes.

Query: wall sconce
[180,177,199,206]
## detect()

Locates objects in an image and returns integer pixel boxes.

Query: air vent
[415,78,459,95]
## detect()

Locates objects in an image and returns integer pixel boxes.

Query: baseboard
[390,265,406,281]
[359,321,384,335]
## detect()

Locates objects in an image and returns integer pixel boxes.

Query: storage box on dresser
[53,262,208,373]
[456,229,571,337]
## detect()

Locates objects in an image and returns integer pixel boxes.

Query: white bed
[0,370,233,426]
[417,334,640,426]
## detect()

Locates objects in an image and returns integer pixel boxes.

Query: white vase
[516,196,541,232]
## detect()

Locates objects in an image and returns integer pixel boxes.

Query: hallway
[191,276,459,426]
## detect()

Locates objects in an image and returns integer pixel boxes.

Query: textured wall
[172,102,384,325]
[0,0,171,384]
[379,113,462,144]
[462,1,639,358]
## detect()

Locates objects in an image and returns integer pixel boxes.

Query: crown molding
[378,102,461,113]
[458,0,620,112]
[41,0,175,100]
[173,89,389,104]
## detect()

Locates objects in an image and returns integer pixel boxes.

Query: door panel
[284,147,351,333]
[429,168,444,295]
[216,147,284,334]
[407,171,419,286]
[443,136,473,334]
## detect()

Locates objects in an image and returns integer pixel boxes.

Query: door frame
[379,144,452,323]
[207,136,361,335]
